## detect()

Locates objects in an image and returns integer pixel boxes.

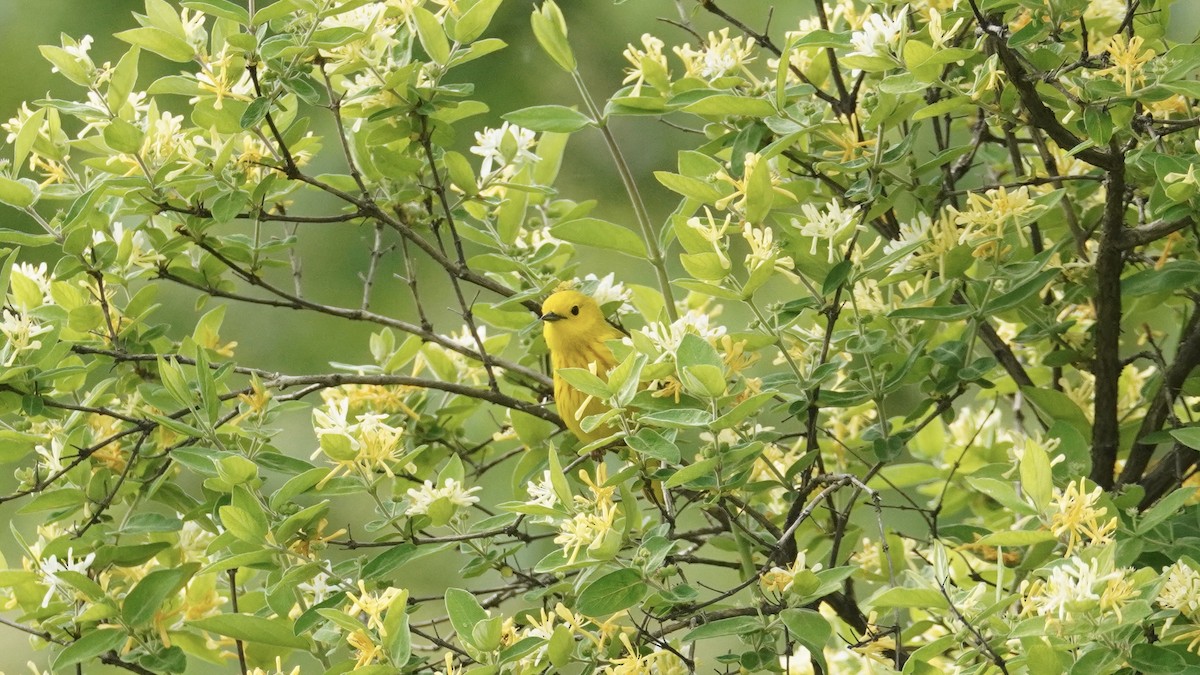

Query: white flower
[405,478,482,516]
[313,398,356,442]
[298,572,336,605]
[178,520,216,562]
[10,262,53,308]
[180,8,208,47]
[470,122,539,178]
[34,437,66,474]
[525,470,559,509]
[1159,561,1200,619]
[622,33,668,96]
[636,309,727,358]
[673,28,755,80]
[1023,556,1115,622]
[791,201,862,262]
[0,309,53,366]
[848,5,909,59]
[581,273,633,312]
[445,324,488,350]
[38,547,96,608]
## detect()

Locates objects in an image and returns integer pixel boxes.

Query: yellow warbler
[540,289,624,443]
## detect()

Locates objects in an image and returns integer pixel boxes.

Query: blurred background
[1,0,1198,671]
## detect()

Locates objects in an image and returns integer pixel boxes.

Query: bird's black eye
[570,305,580,316]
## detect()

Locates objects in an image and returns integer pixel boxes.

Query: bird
[540,289,625,444]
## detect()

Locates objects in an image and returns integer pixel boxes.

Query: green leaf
[679,252,730,281]
[664,456,720,488]
[964,477,1038,516]
[182,0,251,24]
[913,95,970,121]
[108,46,141,113]
[383,591,412,665]
[1139,487,1198,533]
[554,367,611,399]
[453,0,503,42]
[443,151,478,195]
[189,614,311,649]
[1169,426,1200,450]
[104,118,145,154]
[677,333,722,370]
[713,392,776,430]
[269,468,328,511]
[551,217,646,258]
[1021,386,1091,441]
[869,587,946,609]
[639,408,711,429]
[502,105,591,133]
[123,564,198,626]
[1019,435,1053,513]
[983,269,1059,314]
[412,6,450,64]
[1129,643,1187,673]
[39,45,92,85]
[445,587,489,647]
[252,0,301,24]
[888,305,973,321]
[1123,261,1200,297]
[530,0,576,72]
[682,94,775,118]
[548,624,573,667]
[274,500,331,542]
[240,96,272,129]
[0,177,38,209]
[780,609,830,674]
[13,106,46,169]
[115,27,195,62]
[576,568,648,616]
[973,530,1057,547]
[681,615,760,641]
[0,429,47,463]
[791,30,850,49]
[626,428,681,464]
[654,171,724,202]
[53,628,127,670]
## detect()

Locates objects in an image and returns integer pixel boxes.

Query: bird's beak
[540,312,564,322]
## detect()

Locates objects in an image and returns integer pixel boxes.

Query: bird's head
[540,290,609,350]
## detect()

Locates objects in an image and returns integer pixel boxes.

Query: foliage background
[4,0,1200,673]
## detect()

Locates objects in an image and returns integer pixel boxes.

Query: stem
[569,70,678,321]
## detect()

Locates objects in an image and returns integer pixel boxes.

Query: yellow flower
[345,580,405,636]
[1099,34,1156,95]
[1048,478,1117,555]
[348,629,384,668]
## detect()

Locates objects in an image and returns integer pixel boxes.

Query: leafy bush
[2,0,1200,673]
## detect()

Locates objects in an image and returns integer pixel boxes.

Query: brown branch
[1138,441,1199,509]
[1122,310,1200,485]
[71,345,562,426]
[154,248,551,391]
[968,0,1118,171]
[1089,150,1127,490]
[1121,215,1195,249]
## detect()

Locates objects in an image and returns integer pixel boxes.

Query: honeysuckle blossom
[847,5,909,58]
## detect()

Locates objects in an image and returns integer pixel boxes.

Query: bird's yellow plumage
[540,290,625,443]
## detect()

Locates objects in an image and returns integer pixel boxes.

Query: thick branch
[970,1,1118,171]
[1089,156,1127,490]
[1121,310,1200,485]
[1121,215,1194,249]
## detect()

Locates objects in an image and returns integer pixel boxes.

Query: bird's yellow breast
[550,337,619,443]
